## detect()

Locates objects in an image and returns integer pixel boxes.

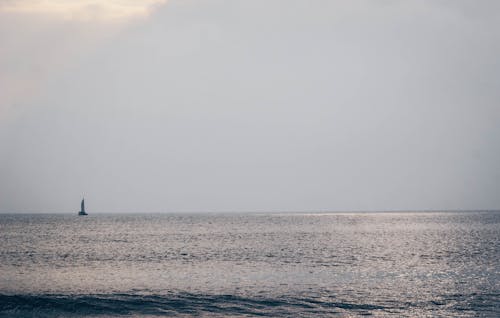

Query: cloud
[0,0,167,118]
[0,0,166,21]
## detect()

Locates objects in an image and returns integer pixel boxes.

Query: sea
[0,211,498,317]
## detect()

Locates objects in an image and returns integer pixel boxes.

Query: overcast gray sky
[1,0,499,213]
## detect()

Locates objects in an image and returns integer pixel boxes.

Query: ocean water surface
[0,212,498,317]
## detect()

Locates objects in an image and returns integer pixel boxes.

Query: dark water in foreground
[0,212,498,317]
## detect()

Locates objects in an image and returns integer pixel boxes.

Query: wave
[3,292,497,317]
[0,293,387,317]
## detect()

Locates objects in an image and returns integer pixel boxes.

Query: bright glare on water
[0,212,499,317]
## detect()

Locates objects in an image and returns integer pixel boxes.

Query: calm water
[0,212,498,317]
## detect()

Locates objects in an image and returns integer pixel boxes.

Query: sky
[1,0,499,213]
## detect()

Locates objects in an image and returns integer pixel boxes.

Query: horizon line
[1,209,499,215]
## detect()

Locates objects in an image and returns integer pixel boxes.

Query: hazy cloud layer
[0,0,166,114]
[0,0,166,20]
[1,0,499,212]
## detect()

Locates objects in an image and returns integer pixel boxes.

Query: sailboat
[78,198,88,216]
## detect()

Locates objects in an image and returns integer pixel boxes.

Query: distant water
[0,212,498,317]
